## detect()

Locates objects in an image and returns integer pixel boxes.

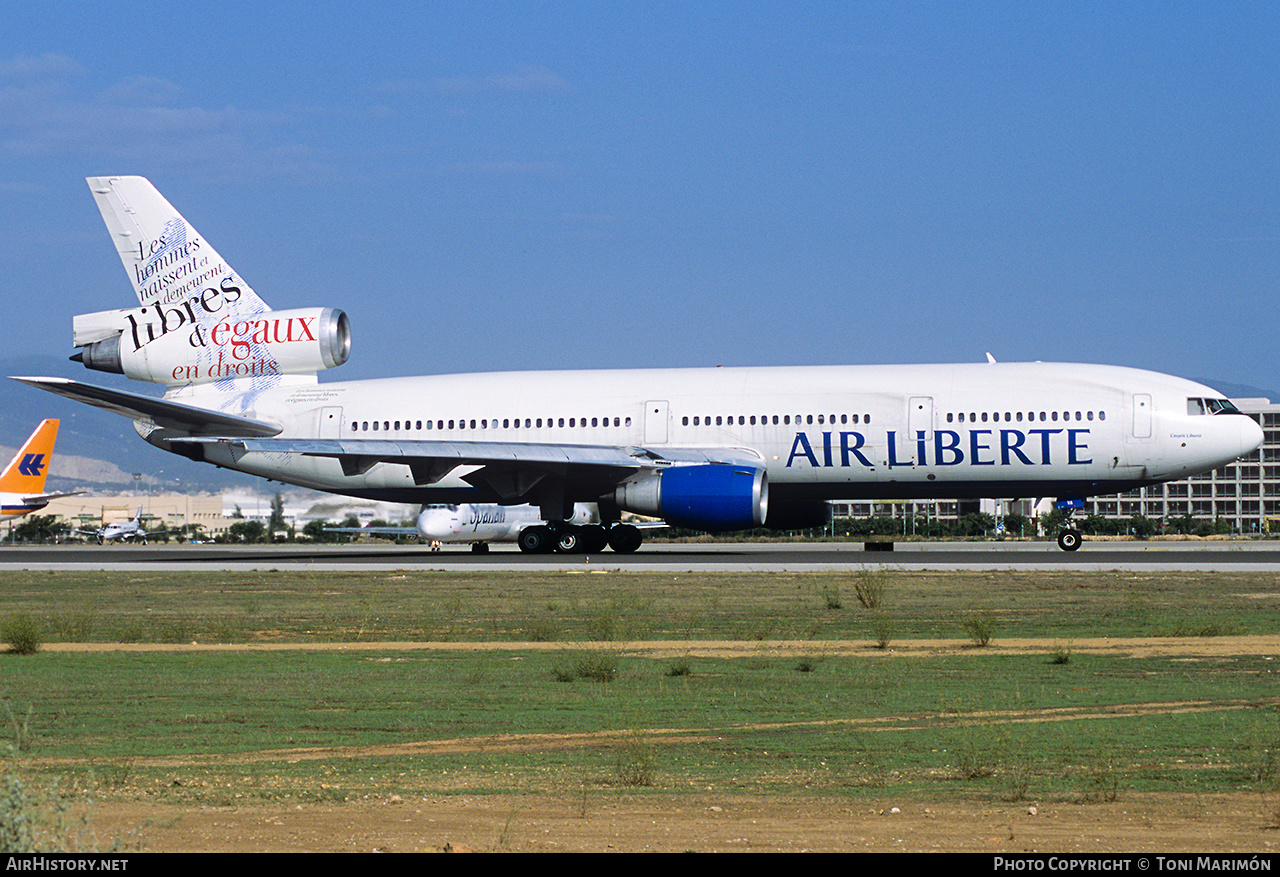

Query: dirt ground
[56,636,1280,852]
[79,791,1280,853]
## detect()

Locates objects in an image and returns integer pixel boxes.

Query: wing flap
[200,437,763,472]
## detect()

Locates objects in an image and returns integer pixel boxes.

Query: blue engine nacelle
[611,464,768,531]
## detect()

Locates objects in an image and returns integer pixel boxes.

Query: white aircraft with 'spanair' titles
[329,502,664,552]
[12,177,1263,552]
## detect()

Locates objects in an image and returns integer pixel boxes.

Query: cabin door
[644,400,669,444]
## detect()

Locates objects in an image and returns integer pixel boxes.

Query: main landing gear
[517,523,643,554]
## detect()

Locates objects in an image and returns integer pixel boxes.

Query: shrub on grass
[552,650,618,683]
[962,610,997,647]
[2,613,41,655]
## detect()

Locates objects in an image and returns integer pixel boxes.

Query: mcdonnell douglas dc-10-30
[12,177,1263,552]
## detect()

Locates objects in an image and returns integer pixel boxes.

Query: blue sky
[2,3,1277,392]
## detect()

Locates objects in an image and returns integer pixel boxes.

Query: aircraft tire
[577,525,609,553]
[470,542,489,553]
[1057,529,1082,552]
[607,524,643,553]
[555,527,580,553]
[518,526,553,554]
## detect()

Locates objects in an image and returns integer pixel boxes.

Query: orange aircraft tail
[0,420,60,494]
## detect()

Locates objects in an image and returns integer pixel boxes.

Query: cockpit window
[1189,397,1244,415]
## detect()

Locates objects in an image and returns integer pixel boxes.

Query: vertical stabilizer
[0,420,59,494]
[86,176,267,312]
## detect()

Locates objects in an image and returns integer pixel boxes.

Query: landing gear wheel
[607,524,643,553]
[470,542,489,553]
[555,527,580,553]
[1057,529,1082,552]
[518,526,554,554]
[576,525,609,554]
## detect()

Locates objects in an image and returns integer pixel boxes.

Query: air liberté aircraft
[0,419,76,521]
[12,177,1264,552]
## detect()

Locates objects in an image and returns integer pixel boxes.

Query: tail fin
[0,420,59,494]
[86,176,267,312]
[70,178,348,390]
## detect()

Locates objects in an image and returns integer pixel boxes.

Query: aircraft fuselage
[161,360,1261,508]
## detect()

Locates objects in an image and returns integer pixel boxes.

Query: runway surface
[3,539,1280,571]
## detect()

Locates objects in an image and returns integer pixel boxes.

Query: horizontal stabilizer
[10,377,281,438]
[22,491,82,505]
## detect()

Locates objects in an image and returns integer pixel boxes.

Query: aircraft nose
[1239,415,1265,458]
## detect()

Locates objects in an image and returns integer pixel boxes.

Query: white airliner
[12,177,1264,552]
[0,420,77,521]
[330,502,628,552]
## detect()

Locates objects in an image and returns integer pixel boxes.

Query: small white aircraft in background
[69,507,166,544]
[330,502,659,553]
[0,419,78,521]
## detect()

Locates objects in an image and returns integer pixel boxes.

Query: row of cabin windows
[946,410,1106,424]
[681,413,872,427]
[351,416,634,432]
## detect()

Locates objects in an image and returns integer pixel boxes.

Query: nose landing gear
[1054,498,1085,552]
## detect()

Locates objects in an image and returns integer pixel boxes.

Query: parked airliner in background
[12,177,1264,551]
[0,420,77,521]
[329,502,656,553]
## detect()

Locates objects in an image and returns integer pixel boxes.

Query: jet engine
[612,464,768,531]
[72,306,350,386]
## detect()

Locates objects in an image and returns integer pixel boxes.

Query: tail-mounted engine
[71,302,350,386]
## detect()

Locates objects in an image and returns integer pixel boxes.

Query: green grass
[3,568,1280,644]
[1,568,1279,807]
